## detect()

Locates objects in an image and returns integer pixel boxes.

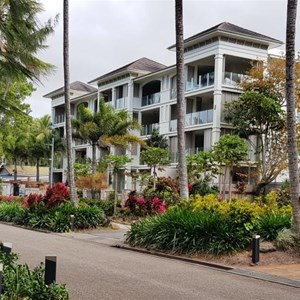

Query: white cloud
[26,0,299,118]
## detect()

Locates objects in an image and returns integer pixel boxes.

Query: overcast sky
[27,0,300,118]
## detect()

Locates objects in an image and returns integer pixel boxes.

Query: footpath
[57,222,300,288]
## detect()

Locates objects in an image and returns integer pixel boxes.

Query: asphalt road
[0,223,299,300]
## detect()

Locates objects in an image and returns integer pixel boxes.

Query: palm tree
[175,0,188,200]
[0,0,56,83]
[63,0,77,205]
[72,99,144,174]
[285,0,300,239]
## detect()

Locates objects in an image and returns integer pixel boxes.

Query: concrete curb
[113,244,300,288]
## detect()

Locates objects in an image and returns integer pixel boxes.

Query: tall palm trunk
[36,158,40,182]
[63,0,77,205]
[175,0,188,200]
[286,0,300,239]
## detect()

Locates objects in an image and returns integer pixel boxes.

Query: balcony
[141,123,159,136]
[223,72,248,86]
[54,114,65,124]
[170,147,205,163]
[185,72,214,92]
[142,92,160,106]
[115,97,128,109]
[169,109,213,131]
[75,139,88,146]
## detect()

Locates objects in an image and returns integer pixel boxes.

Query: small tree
[141,147,170,190]
[103,154,133,215]
[146,128,168,149]
[213,135,249,200]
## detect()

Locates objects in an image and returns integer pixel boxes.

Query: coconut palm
[175,0,188,199]
[63,0,77,205]
[0,0,56,83]
[72,99,144,175]
[285,0,300,238]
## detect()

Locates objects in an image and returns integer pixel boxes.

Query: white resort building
[44,22,283,193]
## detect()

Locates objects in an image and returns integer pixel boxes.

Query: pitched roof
[44,81,97,98]
[0,165,49,177]
[88,57,167,84]
[168,22,283,49]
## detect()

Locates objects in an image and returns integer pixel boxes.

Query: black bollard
[70,214,75,231]
[2,242,12,255]
[45,256,57,285]
[0,263,3,294]
[252,235,260,264]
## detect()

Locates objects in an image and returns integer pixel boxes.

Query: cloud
[27,0,299,118]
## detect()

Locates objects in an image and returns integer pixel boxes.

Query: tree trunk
[63,0,78,206]
[286,0,300,239]
[175,0,188,200]
[114,173,118,216]
[14,159,17,181]
[36,158,40,182]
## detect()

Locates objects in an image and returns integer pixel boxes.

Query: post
[50,137,55,187]
[252,235,260,264]
[45,256,56,285]
[0,263,3,294]
[1,242,12,254]
[70,214,75,231]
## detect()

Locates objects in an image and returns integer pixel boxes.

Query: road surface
[0,223,299,300]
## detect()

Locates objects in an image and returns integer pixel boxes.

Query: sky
[27,0,300,118]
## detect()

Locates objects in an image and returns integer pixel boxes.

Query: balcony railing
[142,92,160,106]
[185,72,214,92]
[115,97,128,109]
[223,72,248,86]
[170,147,205,163]
[75,139,88,146]
[141,123,159,136]
[54,114,65,124]
[169,109,213,131]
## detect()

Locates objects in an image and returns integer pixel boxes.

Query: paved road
[0,223,299,300]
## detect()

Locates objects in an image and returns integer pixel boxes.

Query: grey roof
[44,81,97,98]
[89,57,166,84]
[168,22,283,49]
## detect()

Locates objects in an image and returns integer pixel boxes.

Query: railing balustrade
[142,92,160,106]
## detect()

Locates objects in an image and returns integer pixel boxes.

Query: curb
[113,244,300,288]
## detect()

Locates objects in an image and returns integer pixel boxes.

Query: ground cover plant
[126,192,293,255]
[0,246,69,299]
[0,183,108,232]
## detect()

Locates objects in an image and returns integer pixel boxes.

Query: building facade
[45,22,283,193]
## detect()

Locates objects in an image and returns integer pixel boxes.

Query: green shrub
[275,228,297,250]
[80,198,115,216]
[126,207,251,254]
[0,201,25,223]
[0,250,69,299]
[254,212,292,240]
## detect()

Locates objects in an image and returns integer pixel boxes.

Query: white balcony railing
[142,92,160,106]
[223,72,249,86]
[141,123,159,136]
[54,114,65,124]
[185,72,214,92]
[115,97,128,109]
[169,109,213,131]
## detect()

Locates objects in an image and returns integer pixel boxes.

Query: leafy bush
[126,207,250,254]
[0,201,25,223]
[43,182,69,208]
[189,180,219,196]
[142,177,181,206]
[0,248,69,299]
[79,198,115,217]
[275,228,297,250]
[125,191,167,217]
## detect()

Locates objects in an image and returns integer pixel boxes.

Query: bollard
[45,256,57,285]
[0,263,3,294]
[252,235,260,264]
[2,242,12,255]
[70,214,75,231]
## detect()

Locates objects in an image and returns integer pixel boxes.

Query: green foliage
[126,192,293,254]
[141,147,170,172]
[0,250,68,299]
[0,201,25,223]
[189,179,219,196]
[126,207,250,254]
[79,198,115,217]
[74,162,92,178]
[275,228,297,250]
[146,127,168,149]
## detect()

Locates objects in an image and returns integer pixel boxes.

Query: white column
[212,53,223,145]
[112,87,116,108]
[128,81,133,112]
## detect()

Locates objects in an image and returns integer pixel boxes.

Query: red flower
[188,183,193,191]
